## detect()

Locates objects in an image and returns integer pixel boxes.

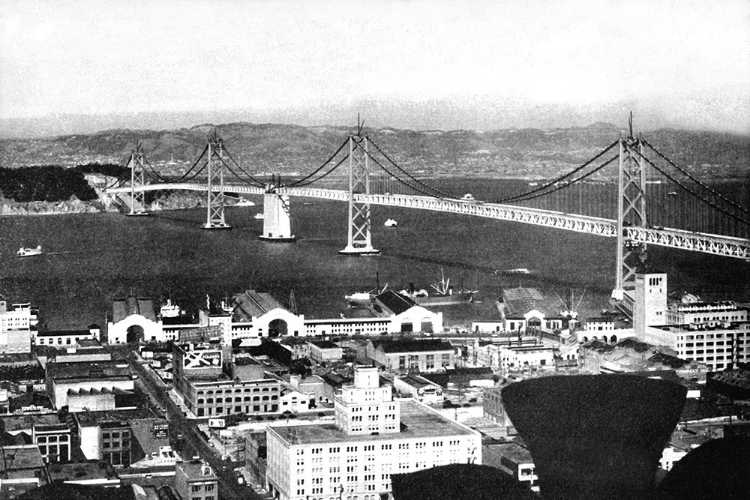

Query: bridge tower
[612,131,648,302]
[204,135,231,230]
[339,134,380,255]
[126,145,149,216]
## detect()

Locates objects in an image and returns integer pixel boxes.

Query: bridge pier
[339,135,380,256]
[260,192,295,242]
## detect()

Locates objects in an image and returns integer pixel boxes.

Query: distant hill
[0,122,747,181]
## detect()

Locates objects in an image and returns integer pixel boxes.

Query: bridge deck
[105,183,750,259]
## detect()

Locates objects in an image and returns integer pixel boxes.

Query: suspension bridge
[104,125,750,301]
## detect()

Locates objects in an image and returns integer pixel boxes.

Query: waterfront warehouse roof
[502,287,561,317]
[486,440,534,465]
[391,463,538,500]
[113,295,157,323]
[269,400,474,446]
[233,290,286,320]
[375,290,417,315]
[372,338,453,354]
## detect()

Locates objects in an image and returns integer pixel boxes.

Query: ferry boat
[399,269,476,307]
[17,246,43,257]
[493,268,531,275]
[384,219,398,227]
[235,198,255,207]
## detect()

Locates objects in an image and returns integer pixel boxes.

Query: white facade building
[265,366,481,500]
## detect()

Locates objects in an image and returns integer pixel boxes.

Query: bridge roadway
[105,183,750,259]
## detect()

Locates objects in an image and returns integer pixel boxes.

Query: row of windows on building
[196,386,277,395]
[195,403,278,417]
[297,440,462,457]
[397,354,451,369]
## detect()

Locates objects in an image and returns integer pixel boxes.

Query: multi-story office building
[366,339,456,373]
[175,460,219,500]
[172,341,282,417]
[630,270,750,371]
[266,366,481,500]
[0,298,36,354]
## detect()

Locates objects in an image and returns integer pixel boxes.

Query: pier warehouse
[265,366,480,500]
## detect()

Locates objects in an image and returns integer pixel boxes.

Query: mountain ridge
[1,122,747,181]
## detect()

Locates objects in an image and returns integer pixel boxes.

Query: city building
[482,440,538,493]
[466,338,555,372]
[107,294,164,344]
[0,297,36,355]
[482,386,510,427]
[579,338,706,379]
[493,287,570,334]
[34,328,100,347]
[265,366,481,500]
[172,341,282,417]
[45,360,135,411]
[174,460,219,500]
[393,374,444,405]
[0,445,49,494]
[308,340,344,364]
[231,289,306,340]
[33,421,72,463]
[366,339,456,373]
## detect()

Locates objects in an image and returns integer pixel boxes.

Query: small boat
[254,213,265,220]
[529,182,539,186]
[17,246,43,257]
[235,198,256,207]
[461,193,475,201]
[385,219,398,227]
[667,191,677,197]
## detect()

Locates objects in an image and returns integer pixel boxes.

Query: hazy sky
[1,0,749,135]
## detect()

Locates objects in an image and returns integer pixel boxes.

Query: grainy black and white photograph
[0,0,749,499]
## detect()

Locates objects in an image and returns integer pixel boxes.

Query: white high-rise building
[266,366,481,500]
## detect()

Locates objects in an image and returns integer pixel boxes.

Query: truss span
[105,183,749,259]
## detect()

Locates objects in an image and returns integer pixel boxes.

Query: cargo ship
[398,269,476,307]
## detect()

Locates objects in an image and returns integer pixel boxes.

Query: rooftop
[269,399,474,445]
[177,460,217,479]
[0,445,45,472]
[486,441,534,464]
[375,290,418,315]
[372,338,454,354]
[113,296,157,323]
[1,414,62,433]
[309,340,340,349]
[47,360,131,380]
[75,408,154,427]
[233,290,286,320]
[36,329,92,337]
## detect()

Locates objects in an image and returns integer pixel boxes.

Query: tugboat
[384,218,398,227]
[17,245,43,257]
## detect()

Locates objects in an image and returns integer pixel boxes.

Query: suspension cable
[143,157,171,183]
[364,152,449,199]
[629,146,750,227]
[284,138,350,187]
[287,152,351,187]
[219,157,266,188]
[487,140,620,204]
[222,148,266,188]
[169,144,209,183]
[367,138,460,199]
[507,154,619,203]
[642,138,750,216]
